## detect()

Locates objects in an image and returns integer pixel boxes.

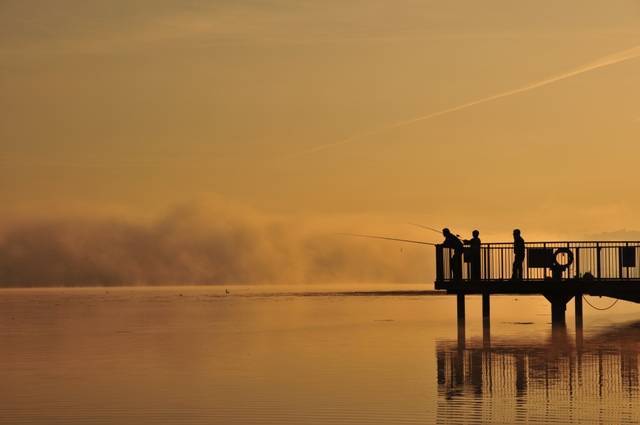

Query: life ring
[553,248,574,269]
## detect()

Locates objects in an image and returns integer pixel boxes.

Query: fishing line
[340,233,437,246]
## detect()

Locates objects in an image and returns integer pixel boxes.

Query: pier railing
[436,241,640,283]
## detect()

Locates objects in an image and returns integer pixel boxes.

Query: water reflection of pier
[437,324,640,424]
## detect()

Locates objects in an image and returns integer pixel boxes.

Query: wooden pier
[435,241,640,325]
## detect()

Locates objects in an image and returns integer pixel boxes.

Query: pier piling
[457,294,465,322]
[575,293,583,328]
[456,294,466,349]
[544,294,574,325]
[482,293,490,319]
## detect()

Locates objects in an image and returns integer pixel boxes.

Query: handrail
[475,241,640,246]
[435,240,640,283]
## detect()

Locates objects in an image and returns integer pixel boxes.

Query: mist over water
[0,202,431,287]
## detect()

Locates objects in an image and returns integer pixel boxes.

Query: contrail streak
[294,45,640,157]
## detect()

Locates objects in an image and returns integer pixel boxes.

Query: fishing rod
[408,223,442,234]
[340,232,437,246]
[408,223,460,238]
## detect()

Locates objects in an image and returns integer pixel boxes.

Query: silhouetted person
[442,228,464,281]
[464,230,481,281]
[511,229,525,280]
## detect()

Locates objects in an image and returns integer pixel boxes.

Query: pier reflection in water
[437,322,640,424]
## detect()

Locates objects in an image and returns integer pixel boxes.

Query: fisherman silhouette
[511,229,525,281]
[464,230,481,281]
[442,228,464,281]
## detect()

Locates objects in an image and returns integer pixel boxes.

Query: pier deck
[434,241,640,323]
[435,280,640,303]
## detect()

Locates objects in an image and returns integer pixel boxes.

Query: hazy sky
[3,0,640,240]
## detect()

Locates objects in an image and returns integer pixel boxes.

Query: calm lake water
[2,285,640,424]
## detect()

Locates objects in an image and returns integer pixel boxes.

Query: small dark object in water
[225,289,230,295]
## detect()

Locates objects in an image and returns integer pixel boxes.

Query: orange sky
[2,0,640,242]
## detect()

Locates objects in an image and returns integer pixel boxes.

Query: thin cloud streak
[292,44,640,157]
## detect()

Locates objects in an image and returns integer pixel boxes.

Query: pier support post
[551,319,569,344]
[482,292,491,347]
[551,301,566,324]
[575,293,583,328]
[575,293,584,349]
[457,294,465,322]
[482,293,490,319]
[456,294,465,350]
[457,321,466,350]
[482,316,491,348]
[544,294,574,326]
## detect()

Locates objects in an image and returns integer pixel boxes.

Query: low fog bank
[586,229,640,240]
[0,203,432,287]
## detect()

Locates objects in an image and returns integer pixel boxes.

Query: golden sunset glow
[3,1,640,286]
[3,3,640,424]
[2,1,640,228]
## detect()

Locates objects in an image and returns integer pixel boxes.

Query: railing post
[619,247,623,279]
[575,247,580,278]
[596,243,601,280]
[485,245,491,280]
[543,242,547,279]
[436,245,444,282]
[626,242,630,280]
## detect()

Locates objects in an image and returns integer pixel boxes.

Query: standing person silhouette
[442,228,464,281]
[464,230,481,281]
[511,229,525,281]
